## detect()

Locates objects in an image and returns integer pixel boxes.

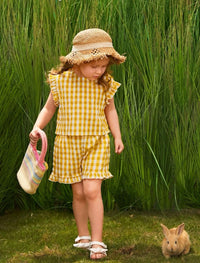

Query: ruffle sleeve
[48,74,59,107]
[104,74,121,105]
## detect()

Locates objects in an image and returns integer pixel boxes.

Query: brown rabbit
[161,223,191,259]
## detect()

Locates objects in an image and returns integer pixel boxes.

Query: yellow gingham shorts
[49,134,113,184]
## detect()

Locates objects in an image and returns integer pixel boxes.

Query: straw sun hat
[64,28,126,65]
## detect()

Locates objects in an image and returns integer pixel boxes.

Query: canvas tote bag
[17,129,48,194]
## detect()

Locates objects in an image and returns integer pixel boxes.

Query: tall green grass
[1,0,200,213]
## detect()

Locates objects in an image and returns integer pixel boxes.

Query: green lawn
[0,209,200,263]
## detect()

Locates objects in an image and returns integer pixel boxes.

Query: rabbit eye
[175,241,177,244]
[167,241,169,244]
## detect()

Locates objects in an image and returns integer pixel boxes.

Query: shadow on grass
[117,243,161,256]
[113,243,162,262]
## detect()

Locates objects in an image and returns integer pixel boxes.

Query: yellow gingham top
[49,69,121,135]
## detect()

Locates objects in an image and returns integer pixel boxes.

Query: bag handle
[31,129,47,165]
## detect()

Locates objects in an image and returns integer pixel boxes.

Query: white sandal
[89,241,108,259]
[73,236,91,249]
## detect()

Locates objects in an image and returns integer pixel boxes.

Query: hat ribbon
[72,42,113,52]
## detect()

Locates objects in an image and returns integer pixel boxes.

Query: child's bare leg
[83,179,105,259]
[72,181,90,241]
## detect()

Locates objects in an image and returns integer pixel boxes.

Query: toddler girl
[29,28,126,260]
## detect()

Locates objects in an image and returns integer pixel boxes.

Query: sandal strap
[90,247,108,255]
[75,236,91,243]
[90,241,107,249]
[73,242,90,248]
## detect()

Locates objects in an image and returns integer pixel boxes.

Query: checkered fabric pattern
[49,134,112,184]
[49,70,121,135]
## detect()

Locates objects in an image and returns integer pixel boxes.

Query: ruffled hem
[82,171,113,181]
[49,171,81,185]
[48,171,113,185]
[104,75,121,105]
[48,74,59,107]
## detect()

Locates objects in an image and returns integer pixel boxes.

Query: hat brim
[63,47,126,65]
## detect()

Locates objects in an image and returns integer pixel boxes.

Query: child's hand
[114,138,124,154]
[29,127,41,146]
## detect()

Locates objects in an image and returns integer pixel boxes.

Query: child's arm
[104,98,124,154]
[29,92,57,145]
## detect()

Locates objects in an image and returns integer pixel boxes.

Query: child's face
[76,58,109,80]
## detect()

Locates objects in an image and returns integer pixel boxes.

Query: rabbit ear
[175,223,185,235]
[161,224,170,237]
